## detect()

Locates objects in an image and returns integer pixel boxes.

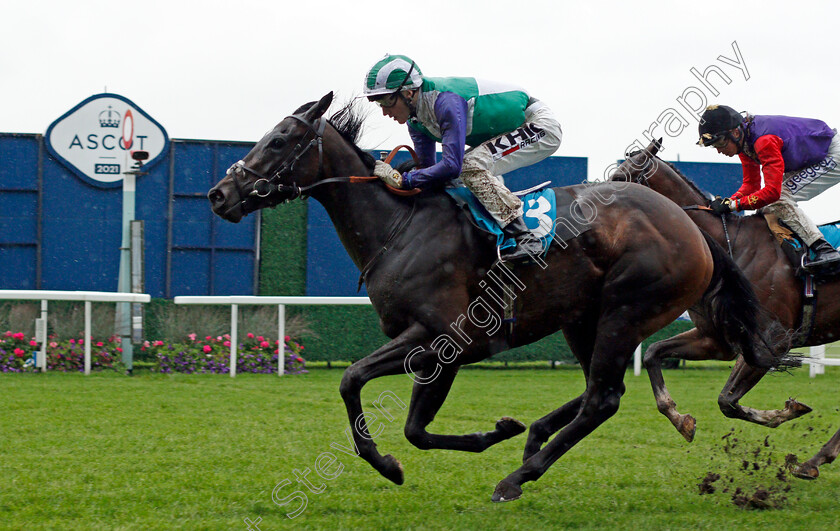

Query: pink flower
[223,341,231,347]
[247,333,254,339]
[260,341,270,348]
[205,336,213,341]
[13,348,25,357]
[116,347,123,353]
[96,342,104,347]
[188,333,197,341]
[143,340,150,348]
[274,349,279,354]
[4,331,11,337]
[69,339,76,344]
[284,335,290,342]
[299,345,304,350]
[296,357,303,363]
[257,336,264,342]
[154,340,164,347]
[30,340,38,347]
[203,345,212,353]
[49,342,58,348]
[13,332,24,340]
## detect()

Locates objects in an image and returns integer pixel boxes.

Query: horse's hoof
[379,454,404,485]
[678,414,696,443]
[793,463,819,480]
[785,398,813,417]
[496,416,527,437]
[491,480,522,502]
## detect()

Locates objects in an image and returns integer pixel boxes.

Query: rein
[626,153,736,258]
[227,112,421,214]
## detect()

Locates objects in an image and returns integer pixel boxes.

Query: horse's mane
[626,150,710,200]
[293,99,377,173]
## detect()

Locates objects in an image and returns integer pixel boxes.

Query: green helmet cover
[364,54,423,97]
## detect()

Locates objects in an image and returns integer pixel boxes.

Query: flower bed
[0,331,307,374]
[1,332,123,373]
[142,333,307,374]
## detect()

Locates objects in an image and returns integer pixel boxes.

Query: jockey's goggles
[373,93,400,108]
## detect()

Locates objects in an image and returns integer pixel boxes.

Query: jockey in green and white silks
[364,54,562,263]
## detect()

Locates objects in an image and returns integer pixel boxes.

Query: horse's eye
[269,137,285,150]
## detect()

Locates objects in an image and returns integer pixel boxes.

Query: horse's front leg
[644,328,725,442]
[338,322,440,485]
[717,356,811,427]
[403,365,526,453]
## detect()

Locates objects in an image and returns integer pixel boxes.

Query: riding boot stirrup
[805,238,840,272]
[500,217,543,263]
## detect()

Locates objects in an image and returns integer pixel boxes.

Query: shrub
[142,332,307,375]
[0,331,124,373]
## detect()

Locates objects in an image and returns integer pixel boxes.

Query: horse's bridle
[225,113,420,216]
[622,151,736,257]
[226,113,328,212]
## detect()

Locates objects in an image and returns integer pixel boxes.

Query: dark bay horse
[612,139,840,479]
[208,93,785,502]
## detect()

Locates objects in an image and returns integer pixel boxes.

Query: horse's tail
[698,229,797,370]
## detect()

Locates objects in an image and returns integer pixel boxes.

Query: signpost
[44,94,168,372]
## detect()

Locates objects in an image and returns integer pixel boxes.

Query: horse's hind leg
[718,357,812,427]
[795,427,840,479]
[403,365,526,452]
[522,322,594,462]
[493,323,636,502]
[644,328,724,442]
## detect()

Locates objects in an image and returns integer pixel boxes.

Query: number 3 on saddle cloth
[445,182,559,257]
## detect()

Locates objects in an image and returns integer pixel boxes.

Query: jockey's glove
[374,160,406,189]
[710,196,735,214]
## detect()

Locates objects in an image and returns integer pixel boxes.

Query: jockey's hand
[374,160,406,189]
[710,196,734,214]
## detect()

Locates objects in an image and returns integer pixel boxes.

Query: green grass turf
[2,365,840,530]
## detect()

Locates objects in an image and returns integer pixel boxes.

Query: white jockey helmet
[363,54,423,97]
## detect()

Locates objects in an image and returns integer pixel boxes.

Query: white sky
[3,0,840,223]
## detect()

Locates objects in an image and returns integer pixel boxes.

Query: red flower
[203,345,212,353]
[13,348,25,358]
[284,335,291,342]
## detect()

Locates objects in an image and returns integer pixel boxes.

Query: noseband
[226,113,328,212]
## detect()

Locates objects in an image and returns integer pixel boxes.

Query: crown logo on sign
[98,106,121,128]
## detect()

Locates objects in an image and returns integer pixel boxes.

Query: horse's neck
[312,179,412,271]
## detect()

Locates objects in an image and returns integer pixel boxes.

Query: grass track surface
[2,366,840,530]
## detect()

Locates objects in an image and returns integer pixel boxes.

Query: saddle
[764,213,840,279]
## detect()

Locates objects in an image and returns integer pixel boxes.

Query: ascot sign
[45,93,168,187]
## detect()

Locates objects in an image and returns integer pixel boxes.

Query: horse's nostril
[208,188,224,205]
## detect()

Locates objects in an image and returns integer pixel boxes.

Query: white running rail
[173,296,372,377]
[0,290,151,375]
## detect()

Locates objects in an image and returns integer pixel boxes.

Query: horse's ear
[305,92,333,121]
[646,138,663,156]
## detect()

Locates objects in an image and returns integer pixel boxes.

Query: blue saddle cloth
[819,223,840,248]
[445,187,558,254]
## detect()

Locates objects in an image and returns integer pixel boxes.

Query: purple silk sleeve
[404,92,467,188]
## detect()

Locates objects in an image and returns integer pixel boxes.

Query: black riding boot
[806,238,840,271]
[500,217,543,263]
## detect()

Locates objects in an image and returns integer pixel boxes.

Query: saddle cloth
[445,186,556,254]
[446,184,593,256]
[765,213,840,273]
